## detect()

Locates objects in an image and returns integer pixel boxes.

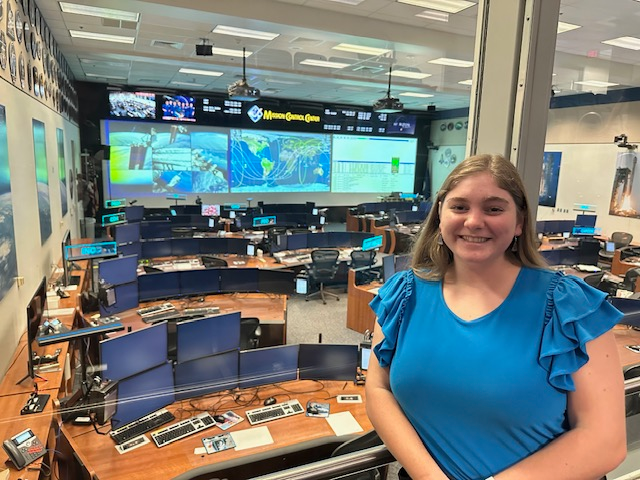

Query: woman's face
[439,172,523,268]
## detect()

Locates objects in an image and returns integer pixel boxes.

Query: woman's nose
[464,209,484,228]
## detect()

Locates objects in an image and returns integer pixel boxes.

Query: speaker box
[195,44,213,56]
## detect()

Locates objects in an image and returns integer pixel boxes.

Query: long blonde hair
[412,153,547,280]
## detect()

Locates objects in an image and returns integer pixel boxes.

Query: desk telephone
[2,428,46,469]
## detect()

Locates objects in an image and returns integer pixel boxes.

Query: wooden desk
[59,380,370,480]
[346,269,379,334]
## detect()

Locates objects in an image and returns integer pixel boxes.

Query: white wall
[0,78,80,378]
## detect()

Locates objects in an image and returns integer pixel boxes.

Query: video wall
[102,119,417,197]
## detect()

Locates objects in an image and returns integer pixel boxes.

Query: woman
[366,154,626,480]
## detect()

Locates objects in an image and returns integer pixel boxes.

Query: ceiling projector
[228,79,260,102]
[372,95,404,114]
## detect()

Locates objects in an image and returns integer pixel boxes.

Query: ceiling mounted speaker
[373,66,404,114]
[228,47,260,102]
[195,44,212,56]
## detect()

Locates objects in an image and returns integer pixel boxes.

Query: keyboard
[245,399,304,425]
[137,303,176,317]
[110,408,175,445]
[151,412,215,448]
[142,310,182,324]
[182,307,220,316]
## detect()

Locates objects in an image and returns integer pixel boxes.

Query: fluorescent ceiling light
[59,2,139,21]
[602,36,640,51]
[70,30,135,44]
[171,81,206,87]
[84,73,127,80]
[333,44,392,56]
[429,57,474,67]
[212,47,252,57]
[327,0,365,4]
[399,92,434,97]
[212,25,279,41]
[388,70,432,79]
[458,79,473,85]
[416,10,450,21]
[574,80,619,87]
[178,68,224,77]
[300,59,351,68]
[397,0,475,14]
[557,21,581,34]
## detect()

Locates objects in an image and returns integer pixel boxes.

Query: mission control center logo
[247,105,321,125]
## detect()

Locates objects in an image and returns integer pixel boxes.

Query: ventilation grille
[151,39,184,49]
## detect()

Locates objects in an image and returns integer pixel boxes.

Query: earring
[511,236,518,252]
[437,233,444,245]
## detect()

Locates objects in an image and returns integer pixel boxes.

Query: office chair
[350,250,376,269]
[599,231,634,262]
[239,317,261,350]
[265,226,288,253]
[622,268,640,292]
[201,255,228,268]
[306,249,340,304]
[330,430,389,480]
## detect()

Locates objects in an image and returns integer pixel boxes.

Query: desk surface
[62,380,370,480]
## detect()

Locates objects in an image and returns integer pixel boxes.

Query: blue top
[370,267,622,480]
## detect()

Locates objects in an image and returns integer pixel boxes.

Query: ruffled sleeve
[539,273,623,392]
[369,269,414,368]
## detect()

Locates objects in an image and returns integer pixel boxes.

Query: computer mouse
[213,415,226,423]
[263,397,277,406]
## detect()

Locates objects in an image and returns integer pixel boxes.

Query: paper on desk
[368,287,380,296]
[0,468,9,480]
[326,411,363,436]
[62,285,78,291]
[46,307,76,316]
[230,426,273,451]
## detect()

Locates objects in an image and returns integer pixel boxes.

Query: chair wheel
[336,297,340,301]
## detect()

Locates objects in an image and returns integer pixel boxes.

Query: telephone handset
[2,428,46,469]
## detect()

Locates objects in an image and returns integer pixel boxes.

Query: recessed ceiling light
[171,81,206,87]
[388,70,432,79]
[397,0,475,14]
[70,30,135,44]
[212,25,279,41]
[212,47,252,57]
[574,80,619,87]
[458,79,473,85]
[416,10,450,21]
[178,68,224,77]
[399,92,434,97]
[326,0,365,4]
[84,73,127,80]
[602,36,640,51]
[429,57,474,67]
[557,21,581,34]
[59,2,139,21]
[264,78,303,85]
[300,59,351,68]
[333,44,392,56]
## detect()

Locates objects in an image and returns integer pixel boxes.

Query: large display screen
[109,92,156,119]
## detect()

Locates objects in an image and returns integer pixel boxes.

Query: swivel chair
[265,226,288,253]
[599,231,633,263]
[350,250,376,269]
[330,430,391,480]
[239,317,262,350]
[201,255,228,268]
[306,249,340,304]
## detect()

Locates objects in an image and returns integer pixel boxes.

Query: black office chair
[201,255,228,268]
[622,268,640,292]
[240,317,262,350]
[265,226,288,253]
[330,430,390,480]
[350,250,376,269]
[599,231,634,262]
[306,249,340,304]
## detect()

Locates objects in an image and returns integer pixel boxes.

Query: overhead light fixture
[179,68,223,77]
[172,81,206,87]
[327,0,365,4]
[299,59,351,68]
[59,2,139,21]
[213,47,252,57]
[557,21,581,34]
[574,80,619,88]
[69,30,135,44]
[389,70,432,79]
[84,73,127,80]
[428,57,474,67]
[212,25,279,41]
[416,10,450,21]
[397,0,475,14]
[399,92,434,97]
[332,43,392,56]
[373,66,404,114]
[602,36,640,51]
[228,47,260,102]
[458,79,473,85]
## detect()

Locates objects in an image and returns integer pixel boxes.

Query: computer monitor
[362,235,383,252]
[179,269,220,296]
[199,238,228,255]
[606,241,616,253]
[118,242,142,258]
[99,282,139,316]
[226,238,251,256]
[201,204,221,217]
[575,214,597,227]
[138,271,180,302]
[171,238,200,256]
[124,205,145,222]
[246,244,256,256]
[60,230,80,287]
[24,277,47,382]
[394,254,412,273]
[141,239,172,259]
[257,269,296,295]
[329,232,352,248]
[252,215,277,228]
[114,223,141,244]
[98,254,139,286]
[238,345,299,389]
[173,350,239,401]
[286,234,308,251]
[359,343,372,370]
[307,233,329,249]
[382,255,396,283]
[110,362,175,429]
[298,344,359,381]
[219,269,258,293]
[99,322,168,381]
[175,312,241,364]
[141,221,173,239]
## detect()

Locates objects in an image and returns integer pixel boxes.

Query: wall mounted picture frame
[0,31,6,70]
[6,1,14,40]
[14,9,21,44]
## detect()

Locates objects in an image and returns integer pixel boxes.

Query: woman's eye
[449,204,467,212]
[487,206,504,213]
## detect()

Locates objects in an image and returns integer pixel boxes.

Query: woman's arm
[495,331,626,480]
[366,322,450,480]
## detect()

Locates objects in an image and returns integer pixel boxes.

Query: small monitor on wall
[161,95,195,122]
[201,204,221,217]
[362,235,383,252]
[252,216,276,228]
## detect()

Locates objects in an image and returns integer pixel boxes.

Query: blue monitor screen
[179,269,220,296]
[176,312,241,363]
[141,221,173,239]
[99,282,139,316]
[252,216,277,227]
[571,226,600,236]
[220,269,259,293]
[118,242,142,258]
[362,235,383,252]
[124,205,145,222]
[238,344,299,389]
[174,350,239,401]
[298,344,358,381]
[171,238,200,256]
[138,271,181,301]
[98,254,139,286]
[114,223,141,244]
[307,233,329,249]
[286,234,308,251]
[100,322,168,381]
[111,362,175,429]
[141,239,172,259]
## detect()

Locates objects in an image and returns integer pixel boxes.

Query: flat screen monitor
[199,238,228,255]
[307,232,329,249]
[141,239,172,259]
[359,343,372,370]
[252,216,277,228]
[201,204,221,217]
[99,282,139,316]
[395,254,412,273]
[124,205,145,222]
[329,232,352,248]
[100,322,168,382]
[362,235,383,252]
[114,223,141,244]
[175,312,241,364]
[382,255,396,283]
[60,230,79,287]
[571,226,600,236]
[606,241,616,253]
[286,234,308,251]
[141,221,173,239]
[109,91,156,119]
[220,269,259,293]
[575,214,597,227]
[298,344,358,381]
[238,345,299,389]
[118,242,142,258]
[161,95,195,122]
[98,254,139,286]
[257,269,295,295]
[226,238,250,256]
[25,277,47,381]
[110,362,175,430]
[179,269,220,296]
[138,271,181,302]
[246,244,256,256]
[171,238,200,256]
[174,350,239,401]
